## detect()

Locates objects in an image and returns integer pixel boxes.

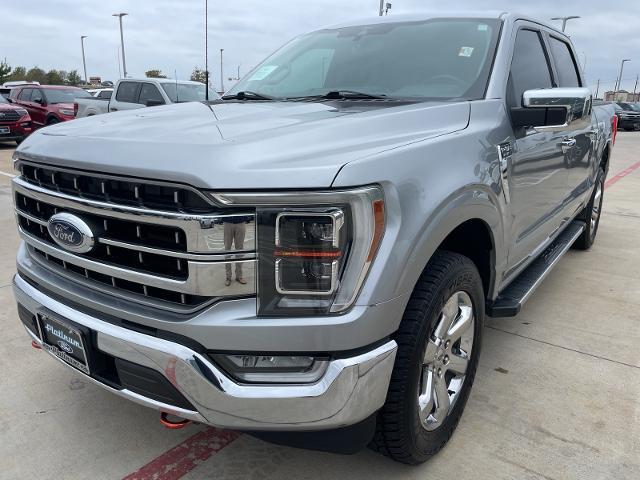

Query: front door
[504,27,570,276]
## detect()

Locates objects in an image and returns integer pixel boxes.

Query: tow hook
[160,412,192,429]
[31,340,42,350]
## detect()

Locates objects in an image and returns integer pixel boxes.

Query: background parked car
[612,102,640,131]
[75,78,220,117]
[87,88,113,99]
[0,94,32,145]
[9,85,91,127]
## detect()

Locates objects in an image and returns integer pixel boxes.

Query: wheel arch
[396,186,505,304]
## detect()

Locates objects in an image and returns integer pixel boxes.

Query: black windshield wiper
[221,91,276,101]
[287,90,387,101]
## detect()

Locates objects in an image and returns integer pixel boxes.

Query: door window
[548,37,581,87]
[97,90,112,99]
[138,83,164,105]
[31,89,44,104]
[508,29,553,107]
[18,89,32,101]
[115,82,139,103]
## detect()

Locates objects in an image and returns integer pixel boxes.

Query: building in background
[89,76,102,85]
[604,90,640,102]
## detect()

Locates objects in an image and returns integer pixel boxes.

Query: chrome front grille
[13,159,257,313]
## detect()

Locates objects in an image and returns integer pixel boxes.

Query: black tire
[46,117,60,125]
[573,167,605,250]
[370,250,484,464]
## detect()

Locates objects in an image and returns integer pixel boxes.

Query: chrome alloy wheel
[418,291,475,431]
[591,182,603,235]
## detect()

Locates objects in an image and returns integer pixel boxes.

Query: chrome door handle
[561,138,577,153]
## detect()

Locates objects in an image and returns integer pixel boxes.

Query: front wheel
[46,117,60,125]
[371,250,484,464]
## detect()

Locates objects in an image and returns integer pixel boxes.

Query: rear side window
[508,29,553,107]
[97,90,112,99]
[548,37,581,87]
[18,89,32,101]
[138,83,164,105]
[115,82,139,103]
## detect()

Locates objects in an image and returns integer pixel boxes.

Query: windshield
[617,102,637,111]
[161,83,219,102]
[226,18,501,100]
[45,88,91,104]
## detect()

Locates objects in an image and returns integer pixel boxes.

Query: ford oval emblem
[57,340,74,354]
[47,213,95,254]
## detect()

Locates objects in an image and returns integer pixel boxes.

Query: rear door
[504,26,570,275]
[110,81,142,112]
[545,34,593,211]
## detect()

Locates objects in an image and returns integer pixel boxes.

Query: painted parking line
[605,159,640,189]
[0,170,16,178]
[120,157,640,480]
[122,427,240,480]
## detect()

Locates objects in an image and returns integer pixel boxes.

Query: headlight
[15,108,28,117]
[211,186,385,316]
[58,108,74,116]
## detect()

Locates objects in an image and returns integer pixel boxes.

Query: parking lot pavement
[0,136,639,480]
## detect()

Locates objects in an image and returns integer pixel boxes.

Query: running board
[487,221,585,317]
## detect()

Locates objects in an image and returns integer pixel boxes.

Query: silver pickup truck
[11,12,616,463]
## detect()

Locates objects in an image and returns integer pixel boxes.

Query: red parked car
[0,94,32,145]
[9,85,91,128]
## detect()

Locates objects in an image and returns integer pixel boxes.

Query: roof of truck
[326,11,562,35]
[123,78,206,85]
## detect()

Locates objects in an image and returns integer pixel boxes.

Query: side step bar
[487,220,585,317]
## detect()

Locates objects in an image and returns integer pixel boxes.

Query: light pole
[378,0,383,16]
[205,0,209,100]
[550,16,580,32]
[80,36,88,84]
[615,59,631,100]
[112,13,128,78]
[220,48,224,93]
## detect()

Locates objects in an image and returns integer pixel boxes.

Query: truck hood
[17,100,470,189]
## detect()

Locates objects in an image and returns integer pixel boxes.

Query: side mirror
[33,97,44,105]
[145,99,164,107]
[511,87,592,131]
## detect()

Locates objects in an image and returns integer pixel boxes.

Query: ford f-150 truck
[11,12,616,464]
[74,78,220,117]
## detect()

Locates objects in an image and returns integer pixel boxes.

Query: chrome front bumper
[13,273,397,431]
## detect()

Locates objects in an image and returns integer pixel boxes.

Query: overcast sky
[3,0,640,93]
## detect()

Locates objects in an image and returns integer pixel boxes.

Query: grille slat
[13,160,257,312]
[19,162,214,213]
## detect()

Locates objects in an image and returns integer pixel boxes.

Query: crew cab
[9,85,91,127]
[74,78,220,117]
[0,94,32,144]
[11,12,616,464]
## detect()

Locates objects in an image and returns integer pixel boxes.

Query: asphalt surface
[0,135,638,480]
